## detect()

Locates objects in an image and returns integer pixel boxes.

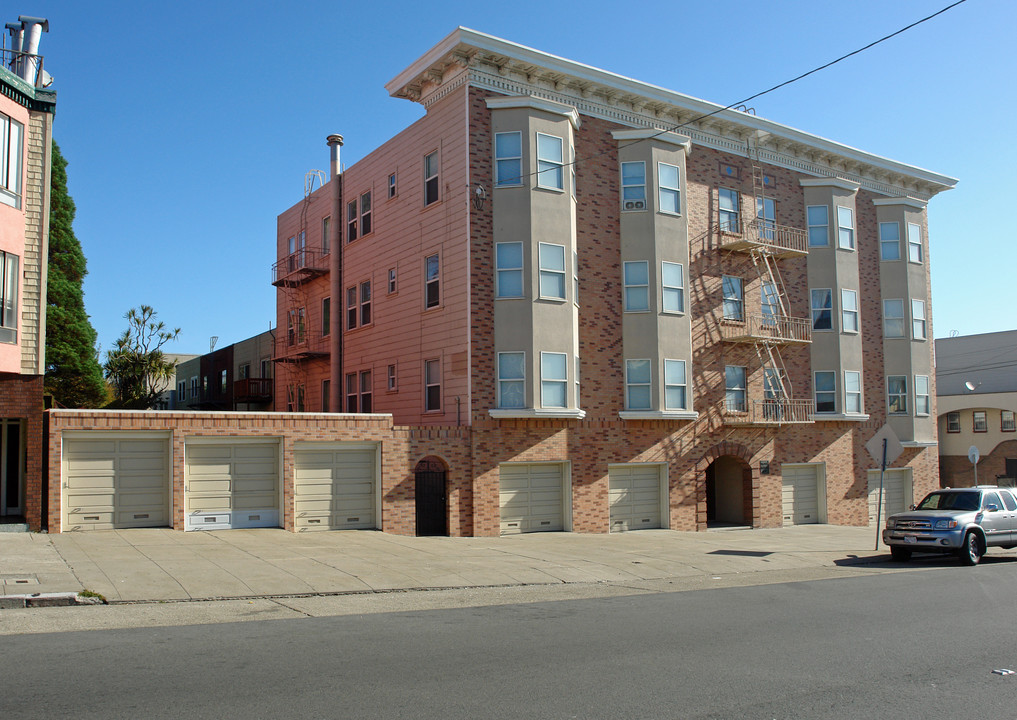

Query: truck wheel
[890,546,911,562]
[960,531,982,566]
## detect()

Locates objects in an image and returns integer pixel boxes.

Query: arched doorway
[415,457,448,536]
[705,455,753,528]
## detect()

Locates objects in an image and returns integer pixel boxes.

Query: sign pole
[875,438,887,552]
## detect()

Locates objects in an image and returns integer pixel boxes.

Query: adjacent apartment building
[176,331,275,411]
[271,27,956,535]
[0,17,54,526]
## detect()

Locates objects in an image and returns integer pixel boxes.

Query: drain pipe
[327,134,343,413]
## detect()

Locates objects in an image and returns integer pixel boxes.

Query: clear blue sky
[16,0,1011,355]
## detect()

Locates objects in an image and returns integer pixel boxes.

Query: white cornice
[387,27,958,200]
[799,177,861,192]
[489,408,587,420]
[809,413,871,422]
[618,410,699,421]
[486,95,581,129]
[611,128,692,152]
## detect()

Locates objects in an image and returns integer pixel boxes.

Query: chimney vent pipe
[326,134,343,181]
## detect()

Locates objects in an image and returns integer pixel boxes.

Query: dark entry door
[415,464,447,536]
[1,420,22,516]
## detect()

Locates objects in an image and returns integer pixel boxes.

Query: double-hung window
[915,375,930,415]
[541,352,567,408]
[621,162,645,211]
[388,172,397,198]
[425,359,441,411]
[815,371,836,413]
[664,359,687,411]
[907,223,923,263]
[845,371,862,414]
[1003,410,1016,432]
[0,113,23,208]
[837,206,855,249]
[807,205,829,247]
[388,268,397,294]
[973,410,988,432]
[495,132,522,186]
[719,188,739,231]
[722,276,743,321]
[811,289,833,331]
[538,243,566,299]
[424,151,439,205]
[841,290,858,333]
[346,287,357,330]
[347,200,358,242]
[497,352,525,409]
[625,359,652,411]
[912,299,926,340]
[879,222,900,260]
[756,197,776,241]
[360,192,372,236]
[0,250,18,343]
[387,364,397,391]
[496,242,523,298]
[322,216,331,255]
[661,262,684,313]
[887,376,908,415]
[623,261,649,312]
[345,373,358,412]
[658,163,680,215]
[536,133,564,190]
[322,379,330,412]
[947,412,960,432]
[177,381,186,401]
[359,281,371,325]
[359,370,372,413]
[425,254,440,309]
[321,297,331,336]
[883,299,905,338]
[725,366,746,412]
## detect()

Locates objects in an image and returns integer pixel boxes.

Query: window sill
[901,440,938,448]
[809,413,870,422]
[619,410,698,421]
[535,185,566,194]
[489,408,586,420]
[495,183,525,189]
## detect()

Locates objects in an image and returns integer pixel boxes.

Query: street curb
[0,592,104,609]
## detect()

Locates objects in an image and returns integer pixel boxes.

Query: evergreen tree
[44,141,107,407]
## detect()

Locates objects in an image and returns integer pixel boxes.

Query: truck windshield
[916,492,980,511]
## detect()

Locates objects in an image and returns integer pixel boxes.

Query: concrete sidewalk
[0,525,898,604]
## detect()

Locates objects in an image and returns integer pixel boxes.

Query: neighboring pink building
[0,17,54,530]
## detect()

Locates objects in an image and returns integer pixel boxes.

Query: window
[764,370,784,419]
[761,281,779,325]
[841,290,858,333]
[725,366,746,412]
[1003,411,1016,432]
[807,205,829,247]
[907,223,923,263]
[190,376,199,397]
[360,281,371,325]
[915,375,930,415]
[0,112,23,207]
[496,242,523,298]
[623,261,649,312]
[538,243,566,300]
[260,359,272,379]
[815,371,836,413]
[626,359,652,411]
[883,299,905,338]
[722,276,743,321]
[322,216,331,255]
[658,162,680,215]
[360,191,372,236]
[345,373,358,412]
[837,206,854,249]
[387,364,397,391]
[911,300,926,340]
[424,151,439,205]
[360,370,372,413]
[947,412,960,432]
[973,410,988,432]
[177,381,186,401]
[540,352,567,408]
[756,196,776,241]
[388,172,397,198]
[297,384,305,412]
[575,356,580,408]
[322,379,330,412]
[811,289,833,331]
[879,222,900,260]
[620,161,646,211]
[664,359,687,410]
[347,200,357,242]
[220,369,228,394]
[498,352,525,409]
[388,268,397,294]
[322,297,330,336]
[495,132,522,186]
[425,254,440,308]
[661,262,685,313]
[288,307,306,345]
[573,251,579,304]
[346,286,357,330]
[0,251,18,343]
[887,376,907,415]
[845,371,862,414]
[239,363,250,380]
[719,188,739,231]
[425,358,441,411]
[536,133,564,190]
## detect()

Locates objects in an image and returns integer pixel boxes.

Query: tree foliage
[103,305,181,409]
[44,141,108,407]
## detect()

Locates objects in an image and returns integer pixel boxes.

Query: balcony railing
[1,49,46,88]
[721,315,812,345]
[717,217,808,257]
[272,248,329,287]
[720,398,815,426]
[234,377,273,403]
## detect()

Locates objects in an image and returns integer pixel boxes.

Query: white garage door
[781,464,823,526]
[294,445,377,531]
[609,464,664,532]
[500,463,564,534]
[63,436,169,531]
[868,469,913,526]
[185,442,279,530]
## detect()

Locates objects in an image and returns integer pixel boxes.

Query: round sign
[968,445,980,465]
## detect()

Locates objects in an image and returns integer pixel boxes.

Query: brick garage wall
[1,374,45,530]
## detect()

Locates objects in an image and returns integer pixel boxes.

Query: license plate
[903,535,917,544]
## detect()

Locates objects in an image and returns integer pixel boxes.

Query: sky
[12,0,1013,356]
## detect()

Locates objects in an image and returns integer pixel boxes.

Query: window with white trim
[845,371,862,413]
[661,262,684,313]
[756,197,776,241]
[425,358,441,411]
[0,250,18,343]
[807,205,829,247]
[538,243,566,299]
[811,289,833,331]
[573,251,579,304]
[425,254,440,309]
[536,133,564,190]
[322,216,331,255]
[621,162,645,211]
[887,375,907,415]
[177,381,186,401]
[907,222,923,263]
[0,112,23,208]
[841,290,858,333]
[725,366,746,412]
[424,151,439,205]
[883,299,905,338]
[719,188,739,231]
[879,222,900,260]
[625,359,652,411]
[815,371,836,413]
[915,375,929,415]
[911,299,926,340]
[496,242,523,298]
[345,372,357,412]
[359,370,372,413]
[495,132,522,186]
[973,410,987,432]
[664,359,687,410]
[387,364,397,391]
[388,268,396,294]
[837,206,854,249]
[388,172,397,198]
[541,352,567,408]
[498,352,525,409]
[722,275,743,321]
[623,261,649,312]
[346,200,357,242]
[360,191,372,236]
[346,286,357,330]
[658,162,680,215]
[359,281,371,325]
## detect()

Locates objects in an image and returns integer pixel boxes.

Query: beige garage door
[185,442,279,530]
[500,463,564,534]
[781,464,824,526]
[609,464,663,532]
[294,445,377,531]
[868,469,913,526]
[63,436,169,531]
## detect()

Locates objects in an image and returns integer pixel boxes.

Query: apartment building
[0,17,54,528]
[269,27,955,536]
[176,331,275,411]
[937,330,1017,487]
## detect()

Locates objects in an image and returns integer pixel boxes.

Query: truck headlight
[934,519,958,530]
[886,518,896,529]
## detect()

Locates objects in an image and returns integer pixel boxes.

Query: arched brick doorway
[698,443,756,529]
[415,456,448,536]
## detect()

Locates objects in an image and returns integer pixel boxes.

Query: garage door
[63,436,169,531]
[868,469,913,526]
[500,463,564,534]
[609,464,664,532]
[781,464,823,526]
[294,445,377,531]
[185,442,279,530]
